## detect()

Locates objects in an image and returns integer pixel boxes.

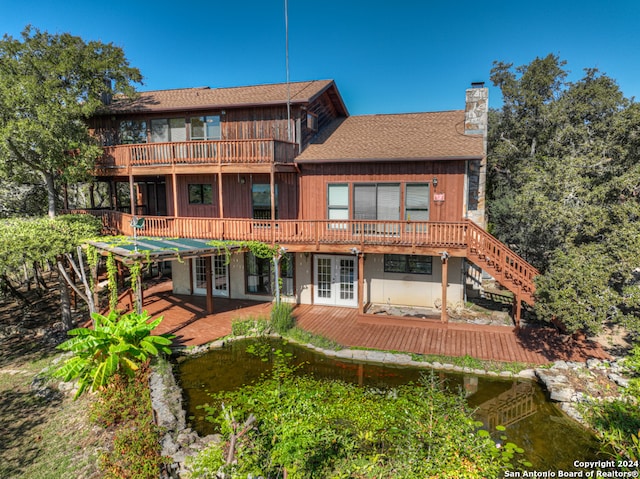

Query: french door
[193,256,229,297]
[314,255,357,307]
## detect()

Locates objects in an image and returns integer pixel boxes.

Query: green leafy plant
[92,363,169,479]
[231,316,271,337]
[270,302,294,334]
[189,369,528,478]
[54,310,174,398]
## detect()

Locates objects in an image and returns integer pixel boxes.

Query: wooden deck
[138,280,608,364]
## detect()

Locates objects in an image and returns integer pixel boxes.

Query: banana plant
[54,309,174,398]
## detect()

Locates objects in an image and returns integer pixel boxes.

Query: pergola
[88,236,238,314]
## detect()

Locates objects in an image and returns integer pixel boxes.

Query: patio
[134,278,609,364]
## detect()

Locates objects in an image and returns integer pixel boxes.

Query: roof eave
[295,155,483,164]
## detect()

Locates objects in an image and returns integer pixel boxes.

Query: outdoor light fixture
[350,247,361,255]
[439,251,449,262]
[432,177,438,187]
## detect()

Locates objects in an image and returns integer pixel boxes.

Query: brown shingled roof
[103,79,341,114]
[295,111,483,162]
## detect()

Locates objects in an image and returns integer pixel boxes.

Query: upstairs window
[119,120,147,144]
[307,112,318,132]
[252,184,278,219]
[405,183,430,221]
[191,115,221,140]
[150,118,186,143]
[188,184,213,205]
[327,184,349,221]
[353,184,400,221]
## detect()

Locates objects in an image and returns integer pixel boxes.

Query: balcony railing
[96,139,298,172]
[67,209,538,305]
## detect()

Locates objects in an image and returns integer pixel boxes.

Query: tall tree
[0,26,142,217]
[488,56,640,334]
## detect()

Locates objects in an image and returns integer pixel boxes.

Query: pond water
[176,337,604,471]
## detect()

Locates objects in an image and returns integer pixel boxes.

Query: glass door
[314,255,357,307]
[193,256,229,297]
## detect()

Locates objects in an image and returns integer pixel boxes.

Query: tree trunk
[59,275,73,331]
[43,170,57,218]
[0,274,27,303]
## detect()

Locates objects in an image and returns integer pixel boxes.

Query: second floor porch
[95,139,299,176]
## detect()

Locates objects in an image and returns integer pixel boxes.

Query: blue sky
[2,0,639,115]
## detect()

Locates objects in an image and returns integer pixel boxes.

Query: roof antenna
[285,0,292,142]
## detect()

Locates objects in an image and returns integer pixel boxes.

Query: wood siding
[164,172,298,219]
[298,161,466,222]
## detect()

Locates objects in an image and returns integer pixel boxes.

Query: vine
[86,244,100,292]
[129,260,142,297]
[106,253,118,311]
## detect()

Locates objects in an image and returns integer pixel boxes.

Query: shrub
[231,316,270,337]
[55,309,174,397]
[270,302,294,334]
[92,363,169,479]
[189,372,528,478]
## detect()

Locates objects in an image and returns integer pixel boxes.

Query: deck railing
[68,209,538,304]
[96,139,298,172]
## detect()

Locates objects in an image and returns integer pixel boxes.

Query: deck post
[205,255,214,314]
[440,253,449,323]
[513,293,522,329]
[128,174,136,215]
[218,172,224,219]
[172,172,179,217]
[358,253,364,315]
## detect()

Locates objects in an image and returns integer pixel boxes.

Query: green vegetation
[189,362,529,478]
[55,309,174,398]
[270,301,295,333]
[231,316,271,337]
[488,54,640,335]
[90,363,168,479]
[0,26,141,217]
[579,344,640,463]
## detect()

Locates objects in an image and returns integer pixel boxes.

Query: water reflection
[176,337,602,471]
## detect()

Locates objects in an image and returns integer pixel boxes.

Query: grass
[0,351,105,479]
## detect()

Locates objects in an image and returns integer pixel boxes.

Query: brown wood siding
[221,172,298,219]
[175,174,219,217]
[301,90,345,150]
[298,161,466,222]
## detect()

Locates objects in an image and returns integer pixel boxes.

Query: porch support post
[128,174,136,215]
[358,253,364,315]
[109,180,117,210]
[205,255,214,314]
[513,293,522,329]
[172,172,179,217]
[134,268,143,315]
[440,252,449,323]
[270,167,276,221]
[218,172,224,219]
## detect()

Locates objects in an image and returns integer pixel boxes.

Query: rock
[550,387,575,402]
[552,361,569,370]
[608,373,629,388]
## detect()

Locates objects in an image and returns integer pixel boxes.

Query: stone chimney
[464,82,488,135]
[464,82,488,228]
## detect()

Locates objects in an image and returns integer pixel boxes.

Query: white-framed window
[327,183,349,229]
[150,118,186,142]
[191,115,221,140]
[353,184,400,220]
[405,183,430,221]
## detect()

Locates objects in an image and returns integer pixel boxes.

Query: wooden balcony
[70,209,538,308]
[95,139,298,175]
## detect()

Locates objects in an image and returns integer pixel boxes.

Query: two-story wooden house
[86,79,537,324]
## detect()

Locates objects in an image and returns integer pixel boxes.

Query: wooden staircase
[464,220,539,322]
